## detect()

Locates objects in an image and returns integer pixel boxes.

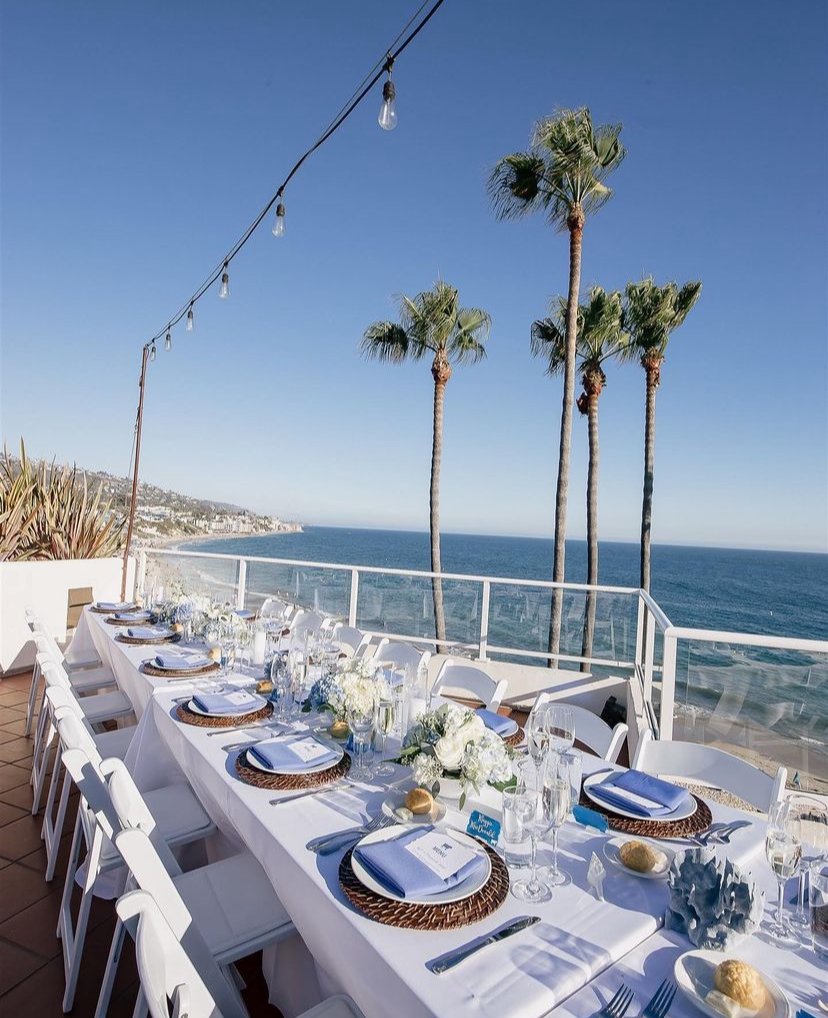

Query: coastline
[138,527,302,553]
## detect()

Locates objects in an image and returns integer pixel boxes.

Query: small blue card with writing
[573,804,609,832]
[466,810,501,847]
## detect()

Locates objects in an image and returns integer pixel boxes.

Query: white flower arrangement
[303,657,390,720]
[396,702,514,807]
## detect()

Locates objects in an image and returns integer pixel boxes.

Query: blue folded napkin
[191,689,265,714]
[127,626,169,639]
[154,650,212,670]
[234,609,256,619]
[115,610,152,621]
[248,735,339,772]
[475,707,514,736]
[353,826,485,899]
[589,769,688,817]
[97,601,134,611]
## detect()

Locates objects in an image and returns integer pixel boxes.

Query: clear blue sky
[1,0,826,552]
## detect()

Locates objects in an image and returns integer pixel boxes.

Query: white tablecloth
[69,607,818,1018]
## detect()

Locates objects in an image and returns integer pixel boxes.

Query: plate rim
[583,771,697,823]
[350,824,491,905]
[601,836,674,880]
[243,735,344,775]
[673,948,790,1018]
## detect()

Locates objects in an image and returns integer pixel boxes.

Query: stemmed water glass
[544,754,572,887]
[270,654,292,719]
[348,706,375,779]
[526,704,549,772]
[765,800,802,947]
[787,796,828,933]
[511,779,557,903]
[545,705,575,756]
[373,696,396,777]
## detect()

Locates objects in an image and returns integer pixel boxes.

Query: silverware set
[687,819,751,846]
[268,778,357,806]
[306,813,395,855]
[593,979,677,1018]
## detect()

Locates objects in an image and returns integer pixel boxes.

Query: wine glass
[373,697,396,777]
[510,786,551,903]
[270,654,292,719]
[545,705,575,756]
[787,796,828,932]
[543,755,572,887]
[526,704,549,771]
[765,801,802,947]
[347,706,374,779]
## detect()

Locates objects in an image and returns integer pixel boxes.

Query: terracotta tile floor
[0,670,276,1016]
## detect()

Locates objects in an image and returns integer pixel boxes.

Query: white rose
[434,732,466,771]
[462,713,486,740]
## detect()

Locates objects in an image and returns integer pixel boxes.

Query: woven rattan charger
[234,747,351,790]
[141,659,220,679]
[90,604,139,614]
[175,701,273,728]
[339,840,509,931]
[105,614,158,627]
[578,789,713,839]
[116,632,180,646]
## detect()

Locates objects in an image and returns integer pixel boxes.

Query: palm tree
[489,107,625,661]
[532,287,626,669]
[623,277,702,591]
[361,281,491,649]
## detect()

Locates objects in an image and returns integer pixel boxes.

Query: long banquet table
[70,608,825,1018]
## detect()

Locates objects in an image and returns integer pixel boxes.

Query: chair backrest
[34,628,68,667]
[374,640,430,674]
[116,887,246,1018]
[432,660,507,711]
[632,731,786,811]
[67,586,93,629]
[104,759,182,874]
[530,694,628,763]
[330,624,365,654]
[58,745,120,844]
[51,691,101,763]
[260,596,290,620]
[290,610,326,641]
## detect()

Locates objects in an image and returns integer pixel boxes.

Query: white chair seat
[79,689,134,723]
[144,784,214,847]
[173,853,291,958]
[70,665,118,694]
[94,726,135,759]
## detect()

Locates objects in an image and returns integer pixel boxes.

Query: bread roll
[405,788,434,815]
[713,959,766,1010]
[618,840,659,873]
[207,645,221,663]
[329,720,350,740]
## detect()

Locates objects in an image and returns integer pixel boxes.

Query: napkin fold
[589,769,687,817]
[475,707,514,736]
[115,610,152,621]
[97,601,134,611]
[127,626,169,639]
[248,735,339,772]
[154,650,212,670]
[353,826,485,899]
[191,689,265,714]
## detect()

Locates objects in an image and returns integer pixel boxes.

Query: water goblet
[502,787,535,870]
[765,801,802,947]
[543,755,572,887]
[373,698,396,777]
[788,796,828,931]
[347,707,375,779]
[270,654,291,719]
[558,748,583,813]
[510,787,551,903]
[526,704,549,771]
[545,705,575,756]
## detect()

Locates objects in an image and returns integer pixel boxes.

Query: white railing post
[635,594,646,669]
[136,549,147,602]
[236,559,247,610]
[348,569,359,627]
[660,631,677,741]
[643,606,655,701]
[478,580,491,661]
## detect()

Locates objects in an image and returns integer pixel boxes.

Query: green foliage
[622,277,703,362]
[0,440,124,562]
[531,287,627,378]
[489,107,625,230]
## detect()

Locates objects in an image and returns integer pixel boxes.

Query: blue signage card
[466,810,501,847]
[572,804,609,832]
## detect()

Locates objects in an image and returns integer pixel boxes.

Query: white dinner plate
[583,771,698,823]
[602,836,675,879]
[187,693,267,717]
[350,825,491,906]
[492,717,519,739]
[243,737,344,775]
[382,791,447,825]
[674,949,790,1018]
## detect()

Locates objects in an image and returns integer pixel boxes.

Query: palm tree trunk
[639,360,660,591]
[581,390,599,671]
[430,370,448,652]
[548,210,584,663]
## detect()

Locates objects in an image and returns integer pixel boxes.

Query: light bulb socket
[382,79,396,103]
[165,331,172,351]
[149,343,156,361]
[186,306,194,330]
[276,202,285,219]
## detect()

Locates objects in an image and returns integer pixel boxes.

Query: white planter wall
[0,557,134,675]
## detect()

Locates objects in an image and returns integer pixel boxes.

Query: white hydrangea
[336,657,390,717]
[412,752,444,788]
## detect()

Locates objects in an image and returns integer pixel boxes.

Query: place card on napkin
[115,610,152,621]
[97,601,134,611]
[590,769,687,817]
[249,735,338,772]
[192,689,264,714]
[475,707,514,736]
[406,830,479,879]
[354,826,485,898]
[154,650,212,670]
[127,626,169,639]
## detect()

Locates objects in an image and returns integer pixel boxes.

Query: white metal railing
[137,547,828,764]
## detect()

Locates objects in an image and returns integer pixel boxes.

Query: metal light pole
[121,343,150,599]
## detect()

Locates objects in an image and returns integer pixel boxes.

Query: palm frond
[622,276,702,361]
[360,321,419,363]
[530,316,567,376]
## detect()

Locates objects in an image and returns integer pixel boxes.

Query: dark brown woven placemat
[141,660,221,678]
[578,789,713,839]
[235,747,351,790]
[90,604,139,614]
[116,633,180,646]
[175,701,273,728]
[105,614,157,627]
[339,841,509,930]
[503,726,525,748]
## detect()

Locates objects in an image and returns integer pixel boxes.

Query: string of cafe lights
[144,0,446,362]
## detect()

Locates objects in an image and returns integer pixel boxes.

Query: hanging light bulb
[378,67,397,131]
[165,328,172,352]
[186,303,194,331]
[149,342,156,362]
[272,201,286,237]
[219,262,230,299]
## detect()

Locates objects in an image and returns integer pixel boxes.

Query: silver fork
[593,984,634,1018]
[309,813,394,855]
[642,979,677,1018]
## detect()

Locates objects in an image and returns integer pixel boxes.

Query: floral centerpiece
[303,657,390,722]
[396,702,514,808]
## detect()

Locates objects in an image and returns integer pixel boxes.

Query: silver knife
[430,916,541,974]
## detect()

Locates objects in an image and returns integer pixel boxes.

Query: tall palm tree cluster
[361,107,701,663]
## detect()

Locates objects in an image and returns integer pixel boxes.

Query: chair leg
[31,685,50,785]
[61,827,103,1012]
[94,919,125,1018]
[44,765,72,882]
[24,660,42,737]
[131,988,148,1018]
[31,719,57,816]
[57,810,84,940]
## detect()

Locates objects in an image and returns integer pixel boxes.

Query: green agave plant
[0,440,124,561]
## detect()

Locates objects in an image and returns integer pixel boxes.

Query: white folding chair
[329,624,366,655]
[103,762,295,1018]
[53,720,216,1015]
[289,610,328,647]
[116,888,363,1018]
[530,694,628,763]
[374,639,431,674]
[633,731,787,812]
[431,659,507,710]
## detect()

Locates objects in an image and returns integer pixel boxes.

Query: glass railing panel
[143,553,240,606]
[245,560,350,617]
[673,639,828,795]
